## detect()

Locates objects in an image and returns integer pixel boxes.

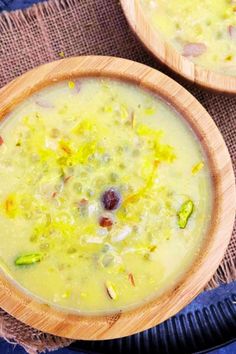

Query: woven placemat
[0,0,235,352]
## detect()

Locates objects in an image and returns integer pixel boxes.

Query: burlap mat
[0,0,235,352]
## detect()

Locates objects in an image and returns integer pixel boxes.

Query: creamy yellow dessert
[0,79,211,313]
[140,0,236,76]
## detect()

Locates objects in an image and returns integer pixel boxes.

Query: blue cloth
[0,0,43,11]
[0,340,235,353]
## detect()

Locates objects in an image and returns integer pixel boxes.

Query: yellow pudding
[0,78,212,313]
[140,0,236,76]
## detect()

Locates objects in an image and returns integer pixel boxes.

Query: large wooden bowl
[120,0,236,94]
[0,56,235,339]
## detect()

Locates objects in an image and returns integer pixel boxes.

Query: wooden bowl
[120,0,236,94]
[0,56,235,339]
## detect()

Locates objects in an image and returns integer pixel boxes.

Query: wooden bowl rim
[0,56,235,340]
[120,0,236,94]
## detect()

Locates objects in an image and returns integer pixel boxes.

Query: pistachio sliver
[128,273,136,287]
[177,200,194,229]
[105,281,117,300]
[15,253,43,266]
[192,161,204,175]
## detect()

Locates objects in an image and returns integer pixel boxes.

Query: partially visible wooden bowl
[0,56,235,339]
[120,0,236,94]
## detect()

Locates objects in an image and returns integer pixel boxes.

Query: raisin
[99,216,113,228]
[101,188,120,210]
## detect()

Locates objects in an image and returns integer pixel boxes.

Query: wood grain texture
[120,0,236,94]
[0,56,235,340]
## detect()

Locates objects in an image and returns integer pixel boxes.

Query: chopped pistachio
[177,200,194,229]
[192,161,204,175]
[145,106,155,115]
[148,245,157,252]
[15,253,43,266]
[68,81,75,89]
[105,281,117,300]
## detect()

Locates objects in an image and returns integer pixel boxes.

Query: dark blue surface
[0,0,42,11]
[0,1,235,353]
[1,341,236,354]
